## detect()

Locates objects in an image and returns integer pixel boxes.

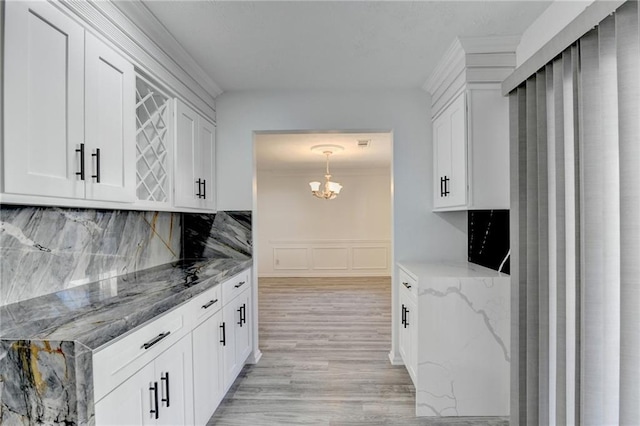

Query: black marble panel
[182,211,252,260]
[468,210,510,274]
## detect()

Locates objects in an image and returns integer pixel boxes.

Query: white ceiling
[141,0,552,92]
[255,132,392,171]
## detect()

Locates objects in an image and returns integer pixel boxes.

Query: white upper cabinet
[3,1,85,199]
[426,37,517,212]
[174,99,216,211]
[85,33,136,203]
[433,92,468,209]
[3,1,218,212]
[3,1,135,204]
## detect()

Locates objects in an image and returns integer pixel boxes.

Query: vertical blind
[509,1,639,425]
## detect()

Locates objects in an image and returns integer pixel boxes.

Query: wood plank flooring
[208,277,508,426]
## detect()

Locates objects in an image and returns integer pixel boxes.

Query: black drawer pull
[237,306,243,326]
[234,280,246,289]
[141,331,171,350]
[149,382,159,419]
[75,143,85,180]
[402,281,412,289]
[91,148,101,183]
[202,179,206,199]
[220,322,226,346]
[161,372,170,407]
[201,299,219,309]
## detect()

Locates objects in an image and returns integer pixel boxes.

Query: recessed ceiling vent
[357,139,371,148]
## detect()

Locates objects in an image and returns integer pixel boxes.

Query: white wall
[257,168,392,276]
[216,89,467,264]
[516,0,595,66]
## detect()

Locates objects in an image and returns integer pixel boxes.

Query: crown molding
[458,35,521,54]
[423,38,466,95]
[113,1,223,98]
[423,35,519,98]
[57,0,219,120]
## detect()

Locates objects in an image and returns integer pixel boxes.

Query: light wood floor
[208,277,509,426]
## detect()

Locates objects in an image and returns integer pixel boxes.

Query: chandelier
[309,148,342,200]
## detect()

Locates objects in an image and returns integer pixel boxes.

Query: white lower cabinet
[222,287,252,390]
[398,286,417,384]
[192,309,224,425]
[94,269,253,426]
[95,334,193,425]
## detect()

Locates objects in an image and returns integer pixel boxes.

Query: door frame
[248,129,396,364]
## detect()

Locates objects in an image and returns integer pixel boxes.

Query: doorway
[253,131,393,282]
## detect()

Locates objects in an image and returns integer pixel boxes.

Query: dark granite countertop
[0,257,252,350]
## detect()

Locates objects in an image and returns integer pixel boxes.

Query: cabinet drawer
[93,303,188,402]
[399,268,417,300]
[188,282,222,326]
[222,270,250,304]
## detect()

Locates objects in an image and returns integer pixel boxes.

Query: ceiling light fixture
[309,146,343,200]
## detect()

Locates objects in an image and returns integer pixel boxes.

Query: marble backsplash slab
[0,206,253,306]
[0,206,181,306]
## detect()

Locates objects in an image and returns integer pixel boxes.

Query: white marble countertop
[398,260,509,279]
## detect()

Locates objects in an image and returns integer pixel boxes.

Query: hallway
[208,277,508,425]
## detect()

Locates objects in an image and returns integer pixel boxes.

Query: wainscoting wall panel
[273,247,308,270]
[263,240,390,277]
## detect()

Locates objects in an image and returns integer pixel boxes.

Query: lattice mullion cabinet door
[135,74,173,208]
[3,0,86,199]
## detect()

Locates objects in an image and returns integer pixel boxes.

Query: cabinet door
[153,335,194,426]
[398,290,416,384]
[192,310,224,425]
[433,92,467,209]
[85,33,136,202]
[174,100,200,209]
[198,118,216,210]
[235,289,252,365]
[3,1,85,199]
[95,362,156,426]
[222,299,240,390]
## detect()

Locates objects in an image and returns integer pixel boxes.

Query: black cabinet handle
[161,372,170,407]
[443,175,450,197]
[149,382,159,419]
[405,307,410,327]
[237,306,243,327]
[234,281,246,289]
[202,299,218,309]
[220,322,226,346]
[91,148,101,183]
[195,178,202,198]
[242,303,247,325]
[440,176,444,197]
[141,331,171,350]
[75,143,85,180]
[402,281,411,289]
[202,179,206,199]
